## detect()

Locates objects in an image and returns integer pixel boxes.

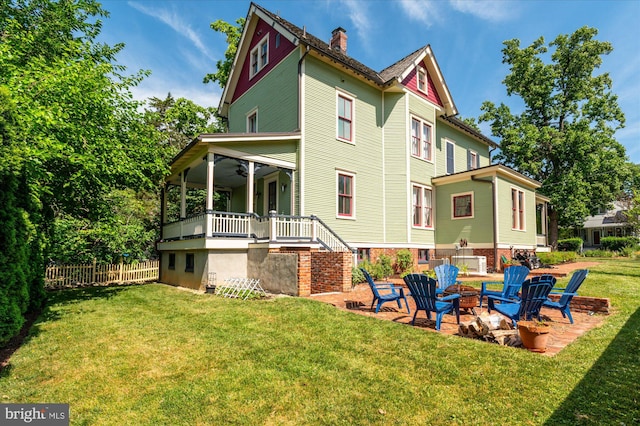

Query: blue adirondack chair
[487,275,556,327]
[403,274,460,331]
[542,269,589,324]
[434,264,461,295]
[479,265,530,308]
[360,268,410,314]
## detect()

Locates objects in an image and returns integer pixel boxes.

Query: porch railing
[162,211,353,253]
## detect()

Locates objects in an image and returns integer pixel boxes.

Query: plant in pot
[518,319,551,353]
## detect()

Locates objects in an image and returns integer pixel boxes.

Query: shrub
[601,236,639,252]
[351,267,365,286]
[584,249,615,258]
[558,238,583,252]
[396,249,413,274]
[377,254,394,279]
[538,251,577,265]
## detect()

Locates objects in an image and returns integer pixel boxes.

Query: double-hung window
[452,192,473,219]
[467,150,478,170]
[337,171,355,218]
[417,66,428,94]
[249,35,269,78]
[512,188,525,230]
[337,92,354,142]
[412,184,433,228]
[446,140,455,174]
[247,109,258,133]
[410,116,432,161]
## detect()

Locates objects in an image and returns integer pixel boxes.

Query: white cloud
[128,1,214,61]
[340,0,375,52]
[448,0,514,22]
[397,0,442,27]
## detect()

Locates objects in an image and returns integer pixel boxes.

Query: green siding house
[157,2,549,294]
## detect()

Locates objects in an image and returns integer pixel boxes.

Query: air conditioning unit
[452,255,487,275]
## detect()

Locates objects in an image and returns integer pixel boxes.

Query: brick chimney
[330,27,347,54]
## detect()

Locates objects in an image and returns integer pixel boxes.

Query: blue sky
[97,0,640,163]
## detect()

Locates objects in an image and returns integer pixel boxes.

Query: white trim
[467,149,478,170]
[300,53,306,215]
[381,91,386,243]
[249,34,269,79]
[336,169,356,220]
[451,191,474,220]
[336,89,356,144]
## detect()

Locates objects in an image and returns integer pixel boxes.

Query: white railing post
[269,210,277,242]
[310,215,318,242]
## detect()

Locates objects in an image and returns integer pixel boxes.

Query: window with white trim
[412,184,433,228]
[467,150,478,170]
[337,92,354,142]
[512,188,525,230]
[446,140,455,174]
[452,192,473,219]
[249,35,269,79]
[337,171,355,218]
[410,116,433,161]
[417,66,428,94]
[247,109,258,133]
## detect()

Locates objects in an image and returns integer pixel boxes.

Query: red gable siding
[232,18,297,103]
[401,67,444,108]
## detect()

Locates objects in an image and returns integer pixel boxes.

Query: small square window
[185,253,194,273]
[453,193,473,219]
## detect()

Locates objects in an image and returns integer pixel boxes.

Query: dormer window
[417,66,428,94]
[250,35,269,79]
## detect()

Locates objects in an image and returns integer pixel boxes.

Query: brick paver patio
[308,261,605,356]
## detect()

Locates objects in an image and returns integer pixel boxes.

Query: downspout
[297,44,311,215]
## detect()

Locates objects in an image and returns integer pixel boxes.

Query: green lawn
[1,258,639,425]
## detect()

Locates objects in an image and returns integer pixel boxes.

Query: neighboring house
[577,201,637,247]
[157,2,549,294]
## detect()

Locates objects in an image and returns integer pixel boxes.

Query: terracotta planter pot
[518,320,551,353]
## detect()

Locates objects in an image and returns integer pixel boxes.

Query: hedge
[600,236,639,252]
[558,238,583,252]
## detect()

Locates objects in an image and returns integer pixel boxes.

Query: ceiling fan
[236,165,248,177]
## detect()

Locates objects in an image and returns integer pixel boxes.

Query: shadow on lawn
[544,306,640,425]
[0,285,134,374]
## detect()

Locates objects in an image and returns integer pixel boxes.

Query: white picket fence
[45,259,159,289]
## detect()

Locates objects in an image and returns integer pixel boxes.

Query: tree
[145,93,222,154]
[1,0,171,343]
[479,26,628,248]
[203,18,245,89]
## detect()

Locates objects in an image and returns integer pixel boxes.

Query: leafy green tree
[479,27,627,248]
[145,93,222,154]
[203,18,245,89]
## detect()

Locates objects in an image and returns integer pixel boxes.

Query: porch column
[205,152,214,238]
[180,169,188,219]
[247,161,255,214]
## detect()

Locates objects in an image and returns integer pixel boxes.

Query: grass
[1,258,639,425]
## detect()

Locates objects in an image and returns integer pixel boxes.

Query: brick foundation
[311,251,352,294]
